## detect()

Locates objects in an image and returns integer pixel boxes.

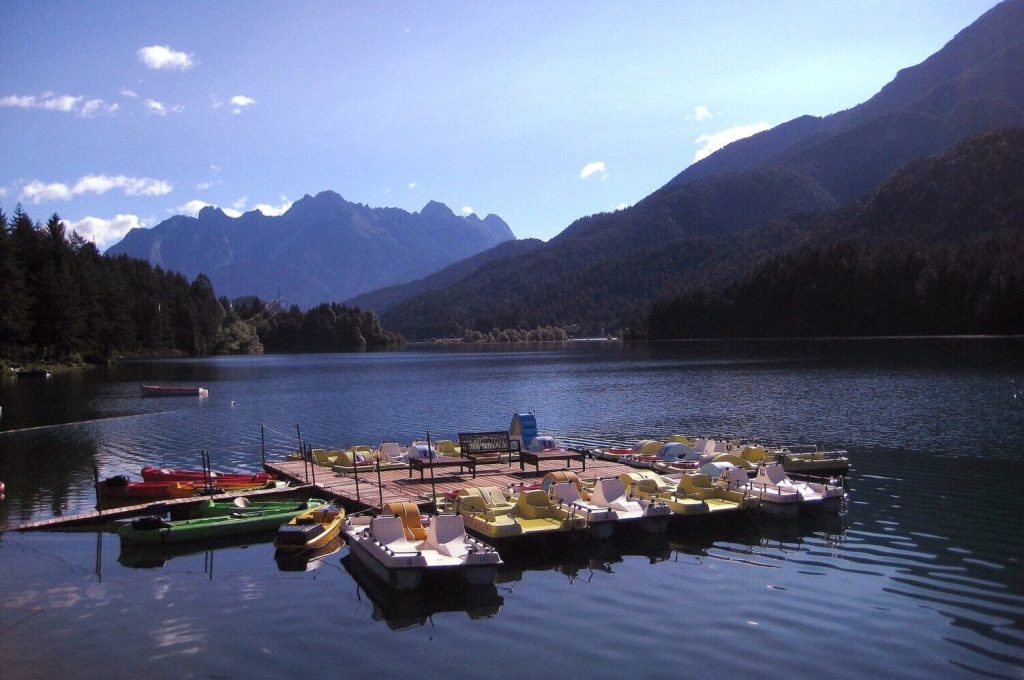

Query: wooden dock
[9,454,631,531]
[265,454,627,512]
[8,483,315,532]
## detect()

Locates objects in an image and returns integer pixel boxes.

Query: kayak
[118,498,327,544]
[274,504,345,553]
[97,476,197,500]
[196,497,329,518]
[141,465,274,485]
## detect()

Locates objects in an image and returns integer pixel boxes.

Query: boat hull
[118,500,323,544]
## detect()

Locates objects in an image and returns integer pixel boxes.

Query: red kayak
[141,466,273,485]
[97,476,198,500]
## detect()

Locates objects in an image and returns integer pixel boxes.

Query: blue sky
[0,1,1001,249]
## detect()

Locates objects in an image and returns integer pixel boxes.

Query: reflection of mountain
[341,553,504,630]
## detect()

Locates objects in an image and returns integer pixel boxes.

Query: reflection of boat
[118,498,326,544]
[275,538,343,572]
[342,553,503,630]
[274,504,345,553]
[342,503,503,590]
[141,466,274,486]
[117,531,274,568]
[140,385,208,397]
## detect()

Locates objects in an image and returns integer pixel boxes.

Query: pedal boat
[619,470,712,517]
[543,471,672,536]
[342,502,502,590]
[712,463,843,516]
[456,486,588,539]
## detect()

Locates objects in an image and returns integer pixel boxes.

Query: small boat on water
[713,463,844,516]
[456,486,588,539]
[97,475,198,501]
[141,465,274,486]
[274,504,345,554]
[342,502,503,590]
[118,497,326,544]
[619,470,713,517]
[140,385,208,397]
[542,471,672,537]
[15,367,52,379]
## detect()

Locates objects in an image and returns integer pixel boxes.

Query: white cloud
[231,196,248,211]
[461,206,474,215]
[20,174,172,203]
[407,182,417,189]
[20,181,73,203]
[176,199,243,218]
[68,214,146,250]
[1,92,117,117]
[137,45,194,71]
[579,161,606,179]
[694,105,713,123]
[196,181,215,191]
[693,122,771,162]
[72,174,172,197]
[254,197,293,216]
[229,95,255,114]
[146,99,167,115]
[121,89,139,98]
[0,187,8,198]
[614,202,629,211]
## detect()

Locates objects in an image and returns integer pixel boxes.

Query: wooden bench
[520,448,587,476]
[458,431,521,478]
[408,456,475,480]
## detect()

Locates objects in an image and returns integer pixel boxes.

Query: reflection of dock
[264,456,627,511]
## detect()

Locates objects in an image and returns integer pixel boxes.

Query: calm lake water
[1,339,1022,679]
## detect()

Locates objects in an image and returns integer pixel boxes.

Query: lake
[1,339,1022,679]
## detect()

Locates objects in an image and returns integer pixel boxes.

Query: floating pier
[264,455,622,512]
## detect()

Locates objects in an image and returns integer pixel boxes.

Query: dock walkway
[265,455,624,512]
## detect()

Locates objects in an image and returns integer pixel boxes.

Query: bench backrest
[458,431,521,455]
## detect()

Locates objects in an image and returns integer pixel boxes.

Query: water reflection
[116,531,276,571]
[341,553,504,630]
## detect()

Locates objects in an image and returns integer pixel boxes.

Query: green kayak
[118,498,328,544]
[195,497,328,518]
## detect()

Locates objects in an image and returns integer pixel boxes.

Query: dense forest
[0,207,402,365]
[646,128,1024,339]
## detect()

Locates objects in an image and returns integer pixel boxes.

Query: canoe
[140,385,208,397]
[117,498,327,544]
[97,476,198,500]
[274,504,345,553]
[141,465,274,485]
[196,497,328,517]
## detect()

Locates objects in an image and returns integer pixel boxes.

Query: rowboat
[140,385,208,397]
[342,502,503,590]
[117,498,327,544]
[141,465,274,486]
[274,504,345,553]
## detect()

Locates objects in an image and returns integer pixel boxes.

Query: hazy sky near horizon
[0,1,1002,249]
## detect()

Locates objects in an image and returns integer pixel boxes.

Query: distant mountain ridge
[106,191,514,308]
[380,0,1024,338]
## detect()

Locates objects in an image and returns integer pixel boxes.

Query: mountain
[106,191,514,308]
[346,237,544,313]
[382,1,1024,338]
[647,128,1024,338]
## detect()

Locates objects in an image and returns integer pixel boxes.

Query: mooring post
[92,461,101,514]
[376,458,383,510]
[260,425,266,466]
[427,431,437,513]
[307,442,317,486]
